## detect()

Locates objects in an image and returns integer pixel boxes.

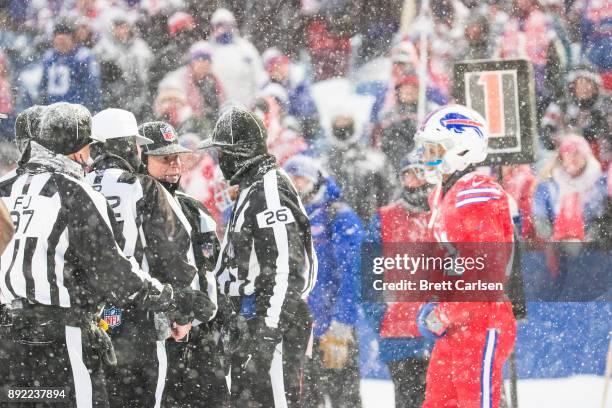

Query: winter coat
[532,154,608,241]
[210,36,268,107]
[377,104,419,174]
[577,0,612,71]
[542,93,611,166]
[306,176,364,337]
[498,10,559,99]
[324,141,397,222]
[267,64,321,141]
[159,66,226,135]
[94,33,153,119]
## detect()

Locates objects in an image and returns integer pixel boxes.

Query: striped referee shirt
[86,155,199,288]
[0,146,161,310]
[214,156,317,329]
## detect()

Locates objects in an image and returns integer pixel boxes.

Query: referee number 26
[256,207,295,228]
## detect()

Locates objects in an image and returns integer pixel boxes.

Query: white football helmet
[415,105,489,184]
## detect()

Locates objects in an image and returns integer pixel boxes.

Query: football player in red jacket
[415,105,517,408]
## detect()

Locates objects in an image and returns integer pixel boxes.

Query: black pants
[105,309,166,408]
[387,357,429,408]
[1,324,109,408]
[303,336,362,408]
[230,300,312,408]
[164,325,229,408]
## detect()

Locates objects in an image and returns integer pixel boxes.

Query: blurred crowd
[0,0,610,405]
[0,0,609,240]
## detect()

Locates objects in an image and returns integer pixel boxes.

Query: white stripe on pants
[270,341,288,408]
[481,328,498,408]
[65,325,93,408]
[154,340,168,408]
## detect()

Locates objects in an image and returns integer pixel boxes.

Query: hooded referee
[200,107,317,407]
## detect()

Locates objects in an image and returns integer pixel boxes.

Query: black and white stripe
[215,168,317,328]
[85,168,198,287]
[0,170,159,308]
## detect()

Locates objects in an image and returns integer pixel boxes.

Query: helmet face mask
[415,105,489,184]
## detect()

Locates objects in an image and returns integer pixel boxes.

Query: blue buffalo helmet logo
[439,112,485,139]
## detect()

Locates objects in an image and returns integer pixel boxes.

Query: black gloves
[137,282,216,325]
[141,282,174,312]
[173,287,216,325]
[241,319,283,374]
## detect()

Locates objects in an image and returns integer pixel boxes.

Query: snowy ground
[360,375,612,408]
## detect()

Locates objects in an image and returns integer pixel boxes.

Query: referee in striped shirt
[0,103,174,407]
[200,107,318,407]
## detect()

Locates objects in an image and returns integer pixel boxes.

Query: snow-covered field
[360,375,612,408]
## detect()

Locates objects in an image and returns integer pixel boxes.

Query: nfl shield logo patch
[103,306,123,329]
[161,124,175,141]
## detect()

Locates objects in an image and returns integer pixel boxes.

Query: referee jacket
[215,154,317,329]
[0,142,162,312]
[86,154,199,289]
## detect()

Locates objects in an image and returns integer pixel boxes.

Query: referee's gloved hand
[416,302,449,340]
[243,319,282,374]
[173,288,215,323]
[143,283,174,312]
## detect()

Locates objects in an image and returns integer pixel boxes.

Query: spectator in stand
[153,87,199,136]
[261,47,322,143]
[252,84,309,165]
[241,0,303,56]
[94,13,153,119]
[357,0,404,63]
[377,71,420,174]
[38,18,101,112]
[542,63,611,166]
[324,113,396,222]
[149,11,201,93]
[0,142,19,176]
[571,0,612,89]
[306,2,359,81]
[501,164,539,242]
[532,135,608,242]
[363,153,434,408]
[283,155,364,408]
[455,13,496,61]
[209,8,267,108]
[159,41,225,137]
[498,0,565,115]
[0,52,14,139]
[406,0,469,99]
[178,133,227,228]
[371,41,446,140]
[74,17,96,49]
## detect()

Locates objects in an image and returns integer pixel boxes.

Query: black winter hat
[14,105,46,153]
[38,102,101,155]
[139,121,192,156]
[199,107,268,150]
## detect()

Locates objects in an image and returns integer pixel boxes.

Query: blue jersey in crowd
[39,46,101,112]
